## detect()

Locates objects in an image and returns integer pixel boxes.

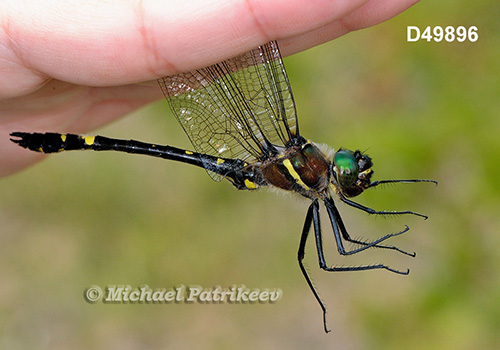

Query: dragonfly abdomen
[10,132,264,191]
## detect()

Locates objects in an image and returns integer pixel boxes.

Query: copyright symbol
[84,285,102,303]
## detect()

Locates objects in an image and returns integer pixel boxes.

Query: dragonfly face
[331,149,374,198]
[10,41,436,333]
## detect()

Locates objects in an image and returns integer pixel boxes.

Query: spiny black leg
[311,199,328,269]
[338,194,429,219]
[369,179,438,188]
[298,200,330,333]
[312,205,409,274]
[299,200,410,333]
[322,264,409,275]
[324,197,415,257]
[323,197,413,256]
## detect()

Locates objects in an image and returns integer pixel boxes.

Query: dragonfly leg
[338,194,429,220]
[298,199,409,333]
[369,179,438,188]
[298,200,330,333]
[324,197,415,257]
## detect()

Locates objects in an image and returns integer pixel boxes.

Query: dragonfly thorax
[260,142,331,198]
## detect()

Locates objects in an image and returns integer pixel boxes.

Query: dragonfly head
[332,149,373,198]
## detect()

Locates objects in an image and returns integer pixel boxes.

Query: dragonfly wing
[158,41,299,181]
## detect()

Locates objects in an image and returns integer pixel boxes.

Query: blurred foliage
[1,1,499,349]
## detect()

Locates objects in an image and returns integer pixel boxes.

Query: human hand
[0,0,419,176]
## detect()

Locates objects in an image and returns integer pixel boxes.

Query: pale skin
[0,0,420,176]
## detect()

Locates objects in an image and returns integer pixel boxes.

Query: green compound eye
[333,150,359,187]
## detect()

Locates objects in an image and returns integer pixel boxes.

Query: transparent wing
[158,41,299,181]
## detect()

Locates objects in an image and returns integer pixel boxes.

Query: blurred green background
[2,2,499,349]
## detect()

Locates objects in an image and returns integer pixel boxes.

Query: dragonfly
[10,41,436,333]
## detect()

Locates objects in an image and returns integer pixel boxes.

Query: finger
[3,0,370,88]
[279,0,421,55]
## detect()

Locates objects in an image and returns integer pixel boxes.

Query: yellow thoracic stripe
[283,159,310,191]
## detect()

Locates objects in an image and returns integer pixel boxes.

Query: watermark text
[84,284,282,304]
